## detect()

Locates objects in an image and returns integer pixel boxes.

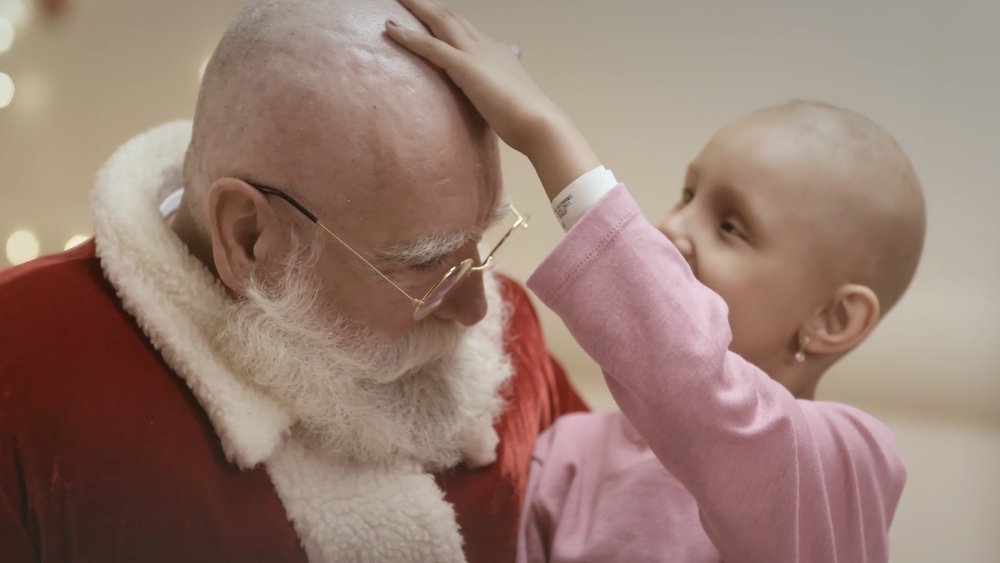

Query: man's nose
[430,269,488,326]
[657,212,695,263]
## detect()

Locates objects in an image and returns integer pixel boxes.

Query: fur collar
[91,121,291,469]
[90,122,513,561]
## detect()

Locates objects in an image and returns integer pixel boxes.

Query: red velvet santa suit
[0,122,585,562]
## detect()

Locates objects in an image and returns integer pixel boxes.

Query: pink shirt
[518,185,906,562]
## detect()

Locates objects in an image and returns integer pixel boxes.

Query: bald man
[0,1,585,561]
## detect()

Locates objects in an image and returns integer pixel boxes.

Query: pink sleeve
[515,432,552,563]
[526,185,906,562]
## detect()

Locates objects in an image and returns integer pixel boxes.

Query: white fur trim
[91,121,292,469]
[267,439,465,562]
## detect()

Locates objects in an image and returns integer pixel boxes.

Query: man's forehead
[257,80,495,217]
[298,142,499,255]
[383,193,507,253]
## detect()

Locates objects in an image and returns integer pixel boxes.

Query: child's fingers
[384,19,465,71]
[394,0,475,49]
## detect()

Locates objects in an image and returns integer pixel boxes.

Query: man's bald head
[181,0,492,238]
[178,0,500,337]
[736,100,926,316]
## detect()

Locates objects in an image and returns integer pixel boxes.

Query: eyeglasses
[246,181,528,321]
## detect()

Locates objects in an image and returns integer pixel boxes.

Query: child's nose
[657,214,695,263]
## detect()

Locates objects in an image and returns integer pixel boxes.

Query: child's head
[657,100,925,398]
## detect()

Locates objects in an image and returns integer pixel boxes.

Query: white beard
[218,237,512,470]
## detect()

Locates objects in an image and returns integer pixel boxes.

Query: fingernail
[386,18,399,27]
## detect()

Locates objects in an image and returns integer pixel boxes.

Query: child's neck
[772,365,823,400]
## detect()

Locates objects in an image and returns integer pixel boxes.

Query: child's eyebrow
[685,164,699,185]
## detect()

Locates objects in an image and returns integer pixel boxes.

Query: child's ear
[803,284,881,356]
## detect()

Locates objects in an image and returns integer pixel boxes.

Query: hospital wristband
[550,165,619,231]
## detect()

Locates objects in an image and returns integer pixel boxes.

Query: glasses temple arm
[314,221,423,307]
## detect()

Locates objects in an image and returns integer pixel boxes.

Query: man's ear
[803,284,881,356]
[207,178,280,292]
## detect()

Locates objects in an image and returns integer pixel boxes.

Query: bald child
[386,1,924,561]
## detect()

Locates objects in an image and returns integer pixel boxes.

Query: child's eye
[720,220,747,240]
[681,188,694,204]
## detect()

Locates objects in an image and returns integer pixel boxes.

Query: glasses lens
[412,259,473,321]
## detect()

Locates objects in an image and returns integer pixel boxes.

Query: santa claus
[0,1,586,561]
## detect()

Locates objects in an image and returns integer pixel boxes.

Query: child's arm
[384,0,599,202]
[524,187,905,562]
[386,3,905,561]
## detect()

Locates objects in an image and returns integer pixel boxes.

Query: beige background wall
[1,0,997,561]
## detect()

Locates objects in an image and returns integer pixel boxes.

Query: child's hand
[385,0,600,200]
[385,0,557,155]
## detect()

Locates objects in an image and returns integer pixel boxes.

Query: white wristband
[550,165,619,231]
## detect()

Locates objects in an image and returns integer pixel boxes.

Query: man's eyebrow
[372,200,511,266]
[372,231,473,266]
[487,199,511,225]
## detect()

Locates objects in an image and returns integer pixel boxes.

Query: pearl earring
[794,333,810,363]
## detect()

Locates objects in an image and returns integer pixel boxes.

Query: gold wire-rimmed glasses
[246,181,528,321]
